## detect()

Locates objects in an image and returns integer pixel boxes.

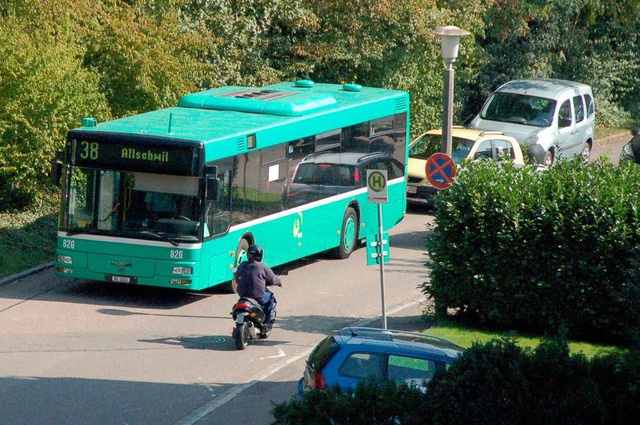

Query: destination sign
[68,132,202,176]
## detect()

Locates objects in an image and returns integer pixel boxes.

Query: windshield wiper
[139,230,180,247]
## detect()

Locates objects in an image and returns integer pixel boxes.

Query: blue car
[298,327,463,394]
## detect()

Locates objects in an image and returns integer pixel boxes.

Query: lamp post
[432,26,470,156]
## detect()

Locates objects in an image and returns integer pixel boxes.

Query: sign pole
[377,203,387,329]
[366,169,389,330]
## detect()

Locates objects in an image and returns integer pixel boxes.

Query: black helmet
[248,244,263,261]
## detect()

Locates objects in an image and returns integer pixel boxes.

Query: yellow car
[406,127,525,206]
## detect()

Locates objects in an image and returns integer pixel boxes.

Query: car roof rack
[479,130,506,136]
[337,326,462,349]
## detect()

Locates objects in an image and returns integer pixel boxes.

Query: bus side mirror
[50,150,63,186]
[207,177,220,201]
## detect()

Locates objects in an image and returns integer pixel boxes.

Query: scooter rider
[234,244,281,328]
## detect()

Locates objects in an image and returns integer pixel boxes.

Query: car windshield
[481,93,556,127]
[409,134,441,160]
[410,134,473,165]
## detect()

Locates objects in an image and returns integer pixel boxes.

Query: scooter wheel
[233,324,249,350]
[259,325,272,339]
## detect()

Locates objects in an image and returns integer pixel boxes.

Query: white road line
[173,298,425,425]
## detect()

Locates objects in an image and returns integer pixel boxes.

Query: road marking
[173,298,426,425]
[260,347,286,360]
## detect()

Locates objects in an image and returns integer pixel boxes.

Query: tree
[0,2,111,210]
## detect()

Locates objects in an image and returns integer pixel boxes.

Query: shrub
[427,337,636,425]
[273,338,640,425]
[424,159,640,344]
[271,379,430,425]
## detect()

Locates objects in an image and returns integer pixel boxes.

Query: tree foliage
[0,0,639,210]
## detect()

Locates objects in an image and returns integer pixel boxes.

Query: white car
[469,78,595,166]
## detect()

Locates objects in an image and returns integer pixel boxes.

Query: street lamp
[432,25,470,156]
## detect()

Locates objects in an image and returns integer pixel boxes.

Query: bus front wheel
[334,207,358,259]
[228,238,250,293]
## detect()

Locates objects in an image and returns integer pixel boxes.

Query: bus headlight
[172,266,193,275]
[57,255,73,264]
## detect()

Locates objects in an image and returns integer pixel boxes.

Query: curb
[596,132,629,147]
[0,261,54,287]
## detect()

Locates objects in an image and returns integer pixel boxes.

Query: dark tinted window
[293,163,355,186]
[363,156,404,180]
[387,355,436,384]
[585,94,594,117]
[238,111,408,213]
[231,146,289,224]
[573,95,585,122]
[309,336,341,372]
[338,352,384,380]
[558,100,572,128]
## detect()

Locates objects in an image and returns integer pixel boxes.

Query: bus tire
[227,238,250,294]
[334,207,358,259]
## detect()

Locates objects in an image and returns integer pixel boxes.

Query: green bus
[53,80,409,291]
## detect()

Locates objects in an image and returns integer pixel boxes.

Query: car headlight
[621,143,634,162]
[524,133,539,145]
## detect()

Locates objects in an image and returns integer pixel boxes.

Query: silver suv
[470,78,595,166]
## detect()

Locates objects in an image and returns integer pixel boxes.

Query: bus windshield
[63,168,202,243]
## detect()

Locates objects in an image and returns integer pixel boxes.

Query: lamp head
[432,26,470,62]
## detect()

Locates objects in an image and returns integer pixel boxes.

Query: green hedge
[272,338,640,425]
[423,159,640,345]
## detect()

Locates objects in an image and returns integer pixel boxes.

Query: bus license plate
[107,275,135,284]
[406,186,417,194]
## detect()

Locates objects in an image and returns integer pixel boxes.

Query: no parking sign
[426,153,456,189]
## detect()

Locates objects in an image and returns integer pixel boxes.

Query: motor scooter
[230,295,275,350]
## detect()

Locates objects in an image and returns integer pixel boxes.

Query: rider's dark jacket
[235,259,281,300]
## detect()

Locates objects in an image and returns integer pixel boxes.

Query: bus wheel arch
[334,203,359,259]
[228,234,254,293]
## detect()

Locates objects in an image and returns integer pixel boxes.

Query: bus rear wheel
[334,207,358,259]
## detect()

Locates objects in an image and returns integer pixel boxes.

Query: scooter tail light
[235,302,251,310]
[314,371,328,390]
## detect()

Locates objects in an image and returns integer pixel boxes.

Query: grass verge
[0,195,58,280]
[425,319,625,359]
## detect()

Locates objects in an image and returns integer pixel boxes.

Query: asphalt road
[0,208,434,425]
[0,132,630,425]
[591,131,631,165]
